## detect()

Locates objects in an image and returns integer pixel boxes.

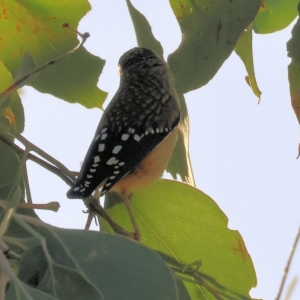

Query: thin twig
[275,226,300,300]
[84,196,137,239]
[0,133,133,238]
[84,212,95,230]
[23,163,32,204]
[15,133,76,182]
[0,200,59,212]
[0,133,74,186]
[0,24,89,102]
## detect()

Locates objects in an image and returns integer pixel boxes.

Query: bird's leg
[83,195,139,240]
[83,191,101,230]
[122,193,141,241]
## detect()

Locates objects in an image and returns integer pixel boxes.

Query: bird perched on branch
[67,47,180,240]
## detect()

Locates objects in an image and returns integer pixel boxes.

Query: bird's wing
[67,116,179,199]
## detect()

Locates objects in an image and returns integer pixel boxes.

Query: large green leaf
[6,224,181,300]
[0,0,107,108]
[102,180,256,299]
[253,0,298,34]
[287,3,300,124]
[168,0,260,94]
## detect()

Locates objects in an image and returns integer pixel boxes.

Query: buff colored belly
[111,127,178,196]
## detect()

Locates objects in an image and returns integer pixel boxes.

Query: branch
[0,200,59,212]
[23,164,32,204]
[275,226,300,300]
[15,133,76,182]
[84,196,137,239]
[0,133,132,238]
[0,133,74,187]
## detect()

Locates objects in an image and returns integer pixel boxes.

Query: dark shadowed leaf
[0,142,20,196]
[6,285,58,300]
[6,224,180,300]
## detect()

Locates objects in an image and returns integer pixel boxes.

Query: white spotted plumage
[94,156,100,163]
[98,144,105,152]
[122,134,129,141]
[112,145,122,154]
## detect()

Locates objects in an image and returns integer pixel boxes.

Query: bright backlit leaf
[0,0,107,108]
[103,180,256,299]
[253,0,298,34]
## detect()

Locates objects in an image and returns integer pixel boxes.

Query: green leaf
[0,0,107,108]
[6,284,58,300]
[13,52,39,87]
[6,225,180,300]
[253,0,298,34]
[8,92,25,133]
[0,61,15,108]
[168,0,260,94]
[167,94,195,186]
[0,61,25,133]
[103,180,257,299]
[126,0,163,58]
[0,114,12,134]
[287,5,300,124]
[288,61,300,124]
[0,142,20,198]
[31,47,106,108]
[235,25,261,101]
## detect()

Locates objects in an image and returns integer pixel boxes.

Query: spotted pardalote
[67,47,180,201]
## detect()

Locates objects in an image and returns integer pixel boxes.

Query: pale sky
[21,1,300,299]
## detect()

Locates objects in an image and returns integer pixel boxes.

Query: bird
[67,47,180,240]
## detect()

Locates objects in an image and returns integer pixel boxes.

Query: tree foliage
[0,0,298,299]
